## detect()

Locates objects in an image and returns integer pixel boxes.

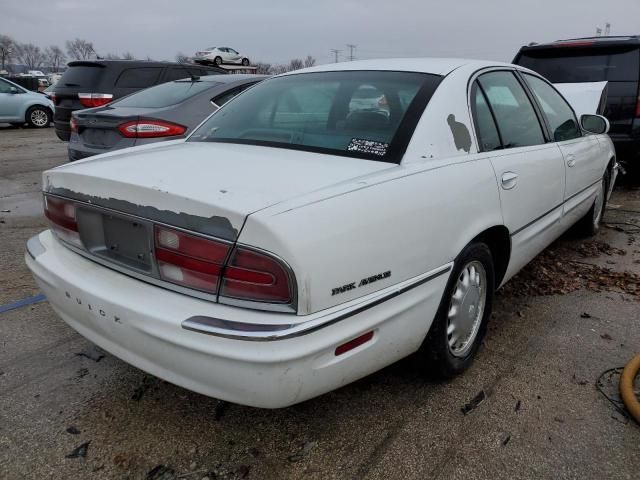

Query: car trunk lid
[44,141,393,242]
[74,106,142,149]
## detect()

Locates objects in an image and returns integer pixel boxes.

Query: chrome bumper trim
[181,263,453,341]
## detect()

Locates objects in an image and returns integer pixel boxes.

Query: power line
[330,48,341,63]
[346,44,357,61]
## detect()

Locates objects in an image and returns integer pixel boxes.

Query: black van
[514,36,640,166]
[52,60,224,141]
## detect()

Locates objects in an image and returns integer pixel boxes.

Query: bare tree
[45,45,66,71]
[175,52,190,64]
[0,34,15,71]
[66,38,95,60]
[288,58,304,71]
[304,55,316,68]
[122,51,135,60]
[15,43,47,70]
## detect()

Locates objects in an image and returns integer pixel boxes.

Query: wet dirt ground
[1,127,639,479]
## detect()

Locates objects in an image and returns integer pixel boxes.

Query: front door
[0,79,25,121]
[521,73,603,223]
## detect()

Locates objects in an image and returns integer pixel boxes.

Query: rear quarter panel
[241,158,503,315]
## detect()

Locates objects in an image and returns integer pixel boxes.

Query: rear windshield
[114,80,220,108]
[189,70,440,162]
[517,47,640,82]
[59,65,104,87]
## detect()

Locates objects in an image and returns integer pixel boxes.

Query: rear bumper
[26,230,449,408]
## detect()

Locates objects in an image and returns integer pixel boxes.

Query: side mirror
[580,114,609,135]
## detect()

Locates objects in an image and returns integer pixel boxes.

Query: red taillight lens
[44,196,82,247]
[78,93,113,108]
[220,247,292,304]
[118,120,187,138]
[154,226,230,293]
[70,117,78,133]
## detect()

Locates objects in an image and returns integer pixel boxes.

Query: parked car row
[27,55,617,407]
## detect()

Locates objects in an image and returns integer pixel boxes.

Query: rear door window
[517,47,640,82]
[478,71,546,148]
[522,73,581,142]
[115,68,163,88]
[212,83,256,107]
[471,82,501,151]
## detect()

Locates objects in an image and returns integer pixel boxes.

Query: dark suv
[52,60,224,141]
[514,36,640,166]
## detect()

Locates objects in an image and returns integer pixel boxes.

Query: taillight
[154,226,230,293]
[70,117,78,133]
[118,120,187,138]
[44,196,82,248]
[220,247,292,304]
[78,93,113,108]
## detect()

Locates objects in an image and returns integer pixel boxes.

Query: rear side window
[522,74,581,142]
[517,47,640,82]
[478,71,545,148]
[114,80,220,108]
[115,68,162,88]
[471,82,501,151]
[59,65,104,87]
[212,84,255,107]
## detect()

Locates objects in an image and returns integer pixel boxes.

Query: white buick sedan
[26,59,617,408]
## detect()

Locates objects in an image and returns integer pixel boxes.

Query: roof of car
[281,58,514,76]
[202,74,268,83]
[67,60,223,70]
[519,35,640,51]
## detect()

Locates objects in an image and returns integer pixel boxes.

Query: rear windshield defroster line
[188,70,443,163]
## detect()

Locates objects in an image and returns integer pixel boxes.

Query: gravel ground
[0,126,639,480]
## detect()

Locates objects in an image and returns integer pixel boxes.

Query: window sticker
[347,138,389,156]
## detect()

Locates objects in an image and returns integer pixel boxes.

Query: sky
[2,0,639,65]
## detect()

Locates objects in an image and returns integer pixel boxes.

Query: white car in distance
[193,46,250,66]
[26,58,617,408]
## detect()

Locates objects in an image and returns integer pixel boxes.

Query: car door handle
[501,171,518,190]
[566,154,576,167]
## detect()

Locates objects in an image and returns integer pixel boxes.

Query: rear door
[471,70,566,276]
[521,72,603,221]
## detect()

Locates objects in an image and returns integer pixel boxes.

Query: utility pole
[346,44,356,61]
[596,27,602,37]
[330,49,341,63]
[604,22,611,36]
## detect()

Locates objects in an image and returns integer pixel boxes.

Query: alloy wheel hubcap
[31,110,47,127]
[446,260,487,357]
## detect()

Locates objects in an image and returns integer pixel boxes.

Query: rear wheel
[26,106,51,128]
[214,56,222,65]
[241,58,250,66]
[418,242,495,378]
[577,170,609,236]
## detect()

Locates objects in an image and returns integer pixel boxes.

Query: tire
[241,58,250,66]
[214,56,222,66]
[577,170,609,236]
[26,106,51,128]
[418,242,495,378]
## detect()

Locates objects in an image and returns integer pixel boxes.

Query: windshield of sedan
[188,71,441,162]
[114,80,221,108]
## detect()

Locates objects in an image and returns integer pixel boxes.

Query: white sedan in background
[193,46,250,66]
[26,58,616,408]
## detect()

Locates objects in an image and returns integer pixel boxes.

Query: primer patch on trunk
[47,187,238,241]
